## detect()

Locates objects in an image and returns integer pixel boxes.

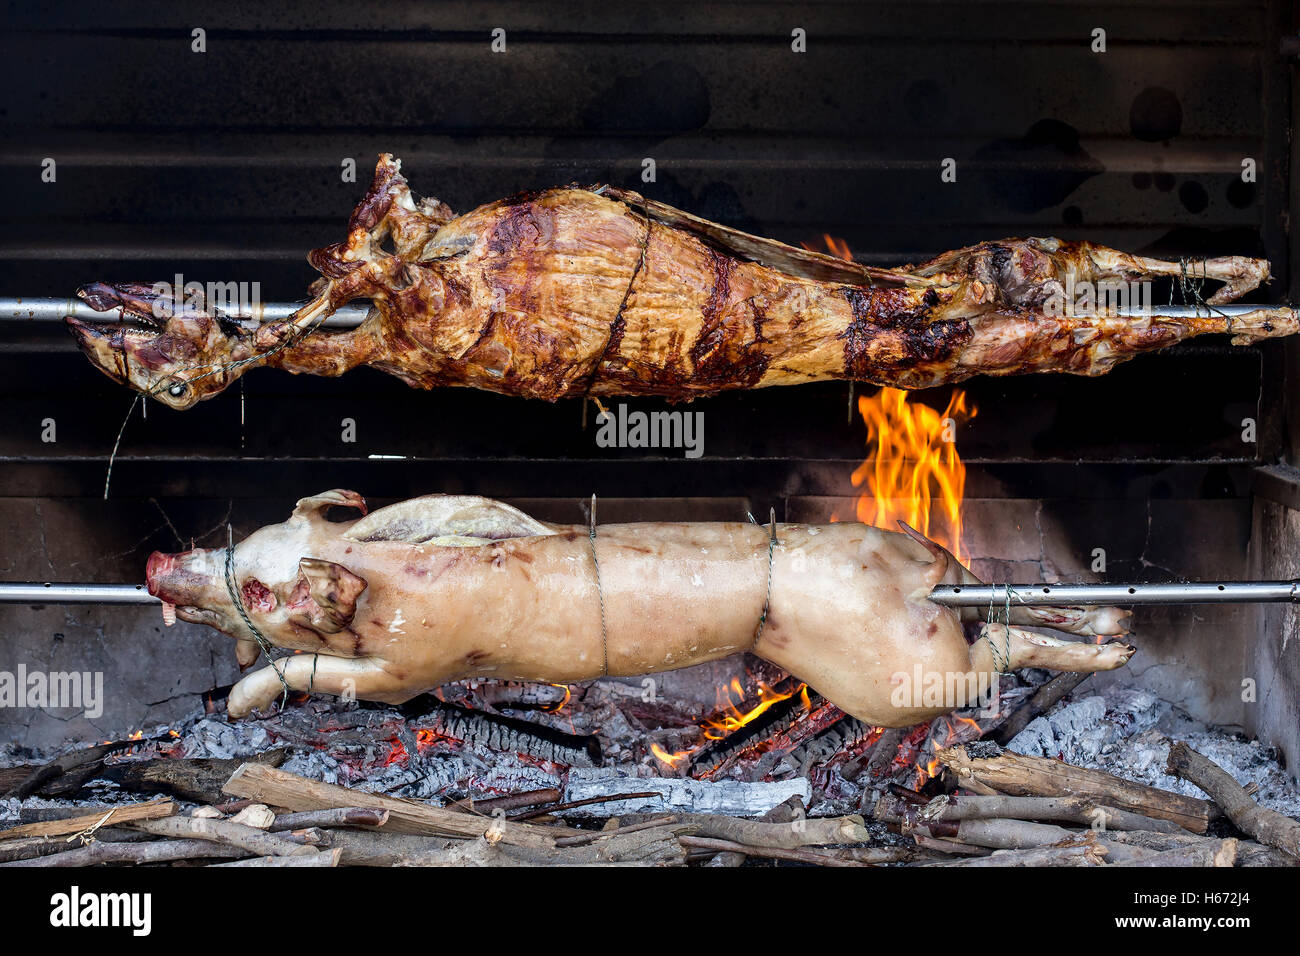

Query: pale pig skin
[146,491,1135,727]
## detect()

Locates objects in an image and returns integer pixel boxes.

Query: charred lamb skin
[146,490,1134,727]
[68,154,1296,409]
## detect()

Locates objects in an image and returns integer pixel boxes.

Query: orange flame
[702,678,804,740]
[650,742,691,768]
[847,388,975,564]
[805,234,976,565]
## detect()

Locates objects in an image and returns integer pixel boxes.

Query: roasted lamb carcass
[147,490,1134,726]
[69,155,1295,409]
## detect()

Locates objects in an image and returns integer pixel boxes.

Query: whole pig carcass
[147,491,1135,727]
[68,154,1296,410]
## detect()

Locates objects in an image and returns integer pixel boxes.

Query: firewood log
[222,762,581,848]
[128,815,317,858]
[916,841,1107,867]
[878,793,1182,833]
[1166,741,1300,860]
[0,798,175,841]
[707,795,804,867]
[211,849,342,867]
[938,745,1215,832]
[269,808,389,831]
[1,838,250,867]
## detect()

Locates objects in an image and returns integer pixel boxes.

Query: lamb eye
[168,382,188,398]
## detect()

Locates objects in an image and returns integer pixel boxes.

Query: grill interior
[0,1,1296,764]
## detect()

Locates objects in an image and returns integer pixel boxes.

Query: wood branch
[324,824,688,866]
[508,791,664,820]
[916,841,1108,866]
[667,812,869,849]
[1166,741,1300,860]
[1097,829,1298,867]
[1,838,251,867]
[911,833,992,856]
[446,789,562,815]
[679,835,885,867]
[707,795,803,867]
[911,817,1078,850]
[553,816,678,847]
[223,762,579,848]
[879,794,1182,833]
[1109,838,1238,867]
[0,798,175,841]
[269,808,389,831]
[211,849,342,867]
[990,673,1090,745]
[128,815,316,858]
[939,745,1215,833]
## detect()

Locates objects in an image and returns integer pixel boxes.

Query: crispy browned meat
[68,154,1297,409]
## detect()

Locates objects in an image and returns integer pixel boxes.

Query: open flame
[649,676,812,770]
[848,388,976,564]
[805,234,977,564]
[702,677,801,741]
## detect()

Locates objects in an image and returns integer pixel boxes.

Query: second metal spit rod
[2,580,1299,607]
[2,297,1292,329]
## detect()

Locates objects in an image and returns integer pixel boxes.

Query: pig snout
[147,549,219,606]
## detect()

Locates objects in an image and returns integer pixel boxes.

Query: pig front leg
[971,623,1135,675]
[227,655,404,718]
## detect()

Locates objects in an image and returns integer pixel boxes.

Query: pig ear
[897,521,953,588]
[292,490,368,523]
[298,557,368,632]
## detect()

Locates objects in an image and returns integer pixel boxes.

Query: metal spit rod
[927,581,1300,607]
[2,580,1299,607]
[0,583,159,604]
[1,297,1287,329]
[0,297,371,328]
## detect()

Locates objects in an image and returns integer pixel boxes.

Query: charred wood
[989,673,1091,745]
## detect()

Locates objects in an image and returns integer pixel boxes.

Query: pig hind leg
[227,655,404,718]
[1004,604,1132,639]
[971,623,1134,676]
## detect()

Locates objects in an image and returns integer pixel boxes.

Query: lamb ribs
[67,154,1298,409]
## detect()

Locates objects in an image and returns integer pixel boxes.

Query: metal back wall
[0,0,1293,498]
[0,1,1294,744]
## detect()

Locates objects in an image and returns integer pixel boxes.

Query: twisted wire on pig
[985,585,1019,674]
[748,508,779,649]
[223,525,318,709]
[587,495,608,675]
